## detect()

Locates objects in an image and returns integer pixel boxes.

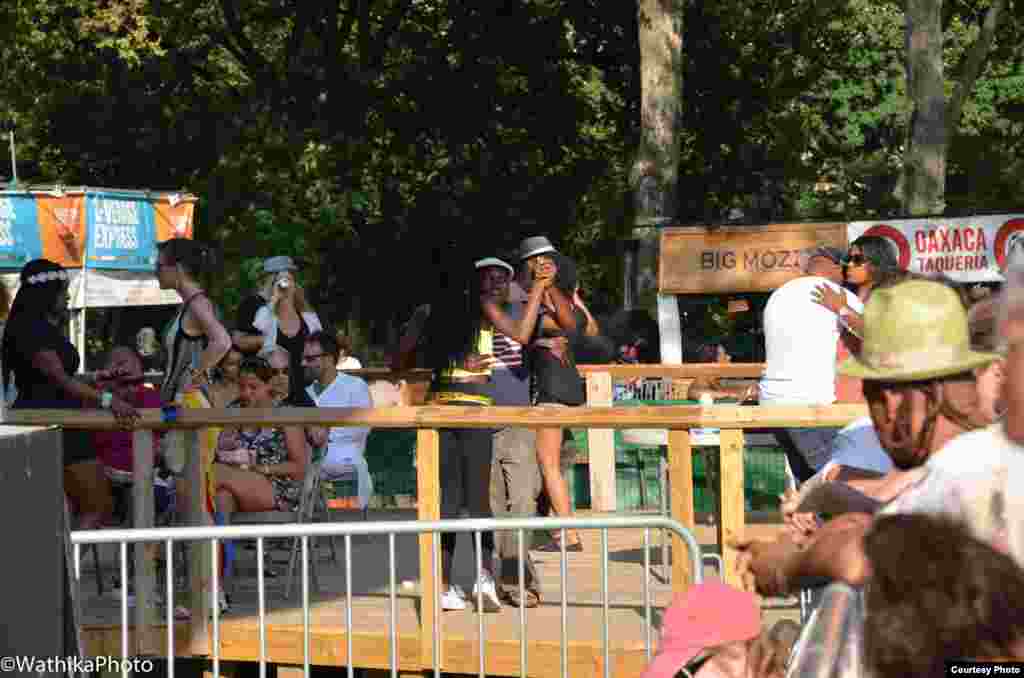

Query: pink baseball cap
[640,579,761,678]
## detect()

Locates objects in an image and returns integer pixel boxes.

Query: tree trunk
[630,0,683,306]
[900,0,946,216]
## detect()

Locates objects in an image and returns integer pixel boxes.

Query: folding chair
[230,448,327,600]
[85,468,178,596]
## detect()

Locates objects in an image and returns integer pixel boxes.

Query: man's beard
[302,366,319,386]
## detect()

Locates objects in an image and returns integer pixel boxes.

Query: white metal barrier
[72,515,703,678]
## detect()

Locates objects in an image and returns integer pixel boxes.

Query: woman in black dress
[2,259,138,529]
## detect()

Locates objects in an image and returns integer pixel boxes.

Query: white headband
[26,270,69,285]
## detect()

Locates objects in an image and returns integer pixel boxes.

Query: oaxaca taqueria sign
[0,187,196,270]
[847,215,1022,282]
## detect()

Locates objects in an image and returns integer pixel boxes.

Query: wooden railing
[575,363,765,511]
[6,401,864,661]
[346,363,767,511]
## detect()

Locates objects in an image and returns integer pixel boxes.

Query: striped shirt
[492,330,523,370]
[488,303,530,406]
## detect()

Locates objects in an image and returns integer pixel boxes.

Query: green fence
[366,429,418,507]
[362,422,789,514]
[565,436,787,513]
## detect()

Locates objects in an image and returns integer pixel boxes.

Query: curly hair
[864,514,1024,676]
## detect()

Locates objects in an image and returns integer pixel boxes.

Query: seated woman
[684,341,757,402]
[94,346,173,519]
[213,355,308,521]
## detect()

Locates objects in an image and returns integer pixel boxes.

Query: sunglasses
[240,356,271,370]
[844,254,868,267]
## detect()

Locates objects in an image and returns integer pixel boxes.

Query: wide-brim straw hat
[839,279,999,382]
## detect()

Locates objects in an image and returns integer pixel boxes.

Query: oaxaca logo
[994,218,1024,270]
[862,224,911,269]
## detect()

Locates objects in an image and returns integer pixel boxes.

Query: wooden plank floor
[79,511,796,677]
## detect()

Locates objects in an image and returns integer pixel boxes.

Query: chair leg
[326,532,339,564]
[285,537,299,600]
[91,544,105,596]
[660,455,670,584]
[310,544,321,594]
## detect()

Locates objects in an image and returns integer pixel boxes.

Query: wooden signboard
[658,223,848,294]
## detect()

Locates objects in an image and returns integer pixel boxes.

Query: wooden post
[185,428,211,654]
[416,428,441,671]
[716,429,745,589]
[132,429,159,655]
[585,371,616,512]
[667,429,694,590]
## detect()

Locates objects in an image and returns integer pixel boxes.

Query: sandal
[503,587,540,608]
[170,591,230,621]
[534,540,583,553]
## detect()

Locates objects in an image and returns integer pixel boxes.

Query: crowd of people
[9,228,1024,674]
[0,234,624,616]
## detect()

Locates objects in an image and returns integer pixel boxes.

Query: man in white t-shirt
[760,245,863,482]
[303,330,374,509]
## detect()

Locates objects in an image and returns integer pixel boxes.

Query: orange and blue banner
[0,188,195,270]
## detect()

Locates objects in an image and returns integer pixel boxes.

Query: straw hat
[839,279,999,382]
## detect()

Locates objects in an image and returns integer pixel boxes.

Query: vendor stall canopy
[0,185,197,308]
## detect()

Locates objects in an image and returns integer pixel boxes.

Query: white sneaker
[472,573,502,612]
[440,585,467,611]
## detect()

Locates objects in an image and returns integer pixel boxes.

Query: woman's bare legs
[536,427,580,546]
[213,463,276,512]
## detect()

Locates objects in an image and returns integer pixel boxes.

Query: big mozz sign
[659,215,1024,294]
[658,223,848,294]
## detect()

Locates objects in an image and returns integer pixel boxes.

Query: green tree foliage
[4,0,1024,358]
[0,0,638,349]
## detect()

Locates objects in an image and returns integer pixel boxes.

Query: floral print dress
[238,426,302,511]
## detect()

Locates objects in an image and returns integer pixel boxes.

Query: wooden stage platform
[78,512,794,677]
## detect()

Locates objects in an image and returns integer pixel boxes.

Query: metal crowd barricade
[70,515,702,678]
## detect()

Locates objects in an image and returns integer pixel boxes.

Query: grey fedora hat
[518,236,556,260]
[263,255,298,274]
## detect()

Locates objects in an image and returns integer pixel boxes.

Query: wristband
[161,405,179,423]
[100,390,113,410]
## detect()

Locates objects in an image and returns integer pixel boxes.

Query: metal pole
[77,200,89,373]
[8,130,17,187]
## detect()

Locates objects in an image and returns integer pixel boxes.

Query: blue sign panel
[86,193,158,270]
[0,194,43,268]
